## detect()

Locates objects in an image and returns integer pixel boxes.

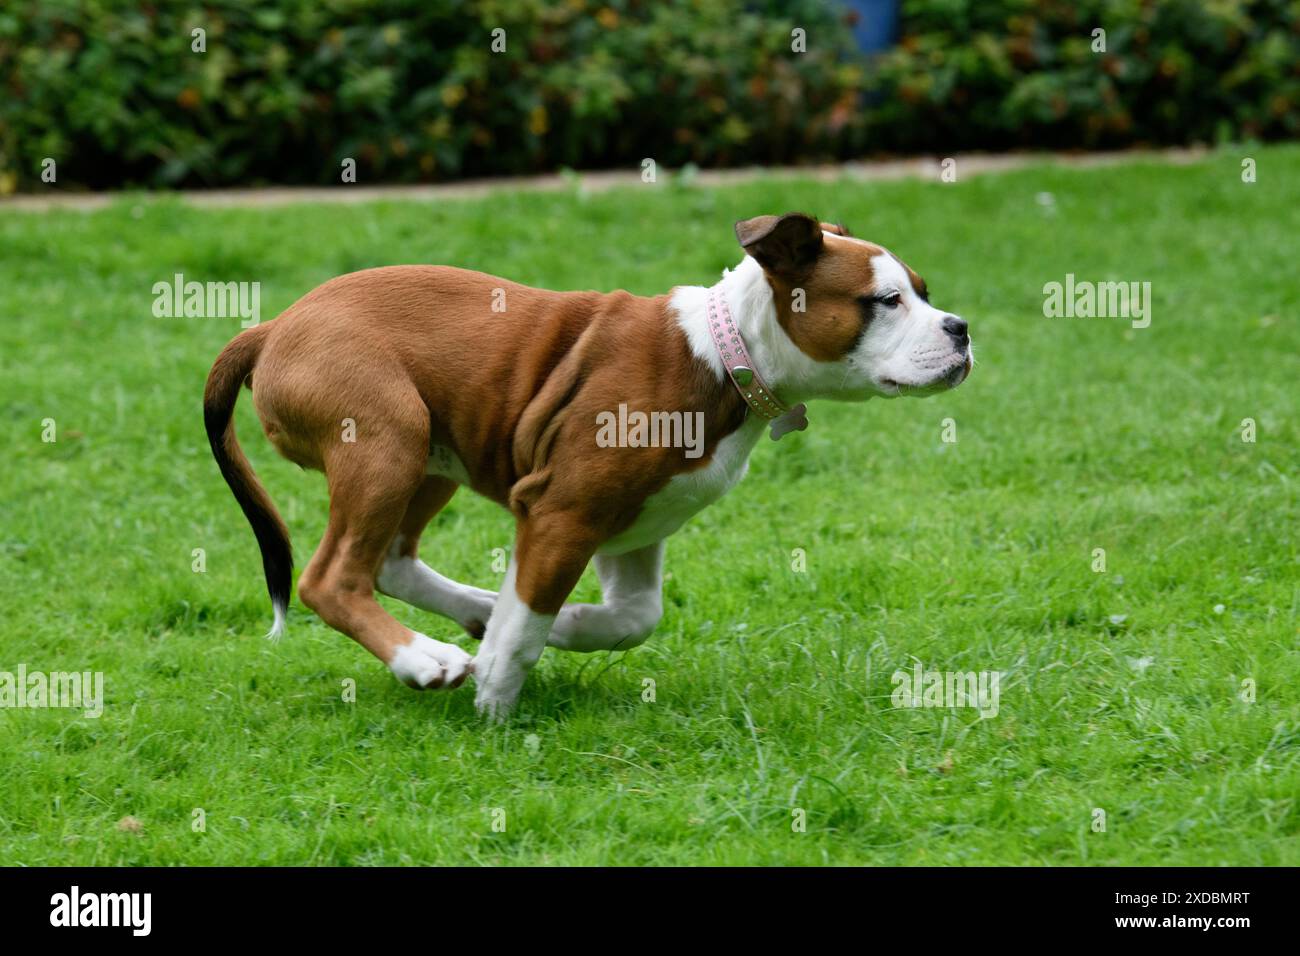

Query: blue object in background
[841,0,900,53]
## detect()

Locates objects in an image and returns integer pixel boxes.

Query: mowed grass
[1,148,1298,866]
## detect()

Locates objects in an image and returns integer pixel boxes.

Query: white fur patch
[389,632,474,689]
[853,252,968,394]
[377,536,495,635]
[672,255,857,403]
[265,598,287,642]
[597,417,764,555]
[551,542,665,651]
[472,558,555,719]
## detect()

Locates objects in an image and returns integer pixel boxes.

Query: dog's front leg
[471,560,551,720]
[473,513,597,720]
[549,541,664,652]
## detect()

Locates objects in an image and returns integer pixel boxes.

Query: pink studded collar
[706,287,809,441]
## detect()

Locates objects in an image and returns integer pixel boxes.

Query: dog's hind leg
[381,516,665,653]
[376,476,497,640]
[547,542,665,652]
[298,430,473,691]
[375,472,664,655]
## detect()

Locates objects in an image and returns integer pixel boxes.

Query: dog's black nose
[943,316,969,341]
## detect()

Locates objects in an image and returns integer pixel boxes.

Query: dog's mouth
[881,350,973,396]
[947,351,974,386]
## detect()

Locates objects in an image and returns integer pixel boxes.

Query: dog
[204,212,973,718]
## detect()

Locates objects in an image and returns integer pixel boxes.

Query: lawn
[1,147,1297,866]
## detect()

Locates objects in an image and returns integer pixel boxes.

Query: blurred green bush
[1,0,1296,191]
[864,0,1300,152]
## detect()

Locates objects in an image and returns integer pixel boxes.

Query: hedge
[864,0,1300,152]
[1,0,1296,191]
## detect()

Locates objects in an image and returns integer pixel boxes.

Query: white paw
[471,654,522,721]
[473,688,517,722]
[389,633,474,690]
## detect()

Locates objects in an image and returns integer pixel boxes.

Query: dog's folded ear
[734,213,824,279]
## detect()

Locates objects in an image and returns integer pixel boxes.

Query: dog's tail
[203,324,292,640]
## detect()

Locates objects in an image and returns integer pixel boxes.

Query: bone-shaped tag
[769,403,808,441]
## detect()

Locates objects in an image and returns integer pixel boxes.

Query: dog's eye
[881,292,901,308]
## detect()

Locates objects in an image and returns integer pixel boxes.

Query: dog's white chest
[597,419,764,555]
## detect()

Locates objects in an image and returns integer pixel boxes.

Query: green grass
[1,147,1298,866]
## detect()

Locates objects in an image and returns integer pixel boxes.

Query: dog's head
[735,212,972,399]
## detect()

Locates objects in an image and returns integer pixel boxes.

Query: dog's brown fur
[204,266,750,670]
[203,213,907,685]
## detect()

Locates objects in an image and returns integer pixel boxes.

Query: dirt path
[0,147,1211,213]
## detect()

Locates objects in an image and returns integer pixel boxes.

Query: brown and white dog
[204,212,972,718]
